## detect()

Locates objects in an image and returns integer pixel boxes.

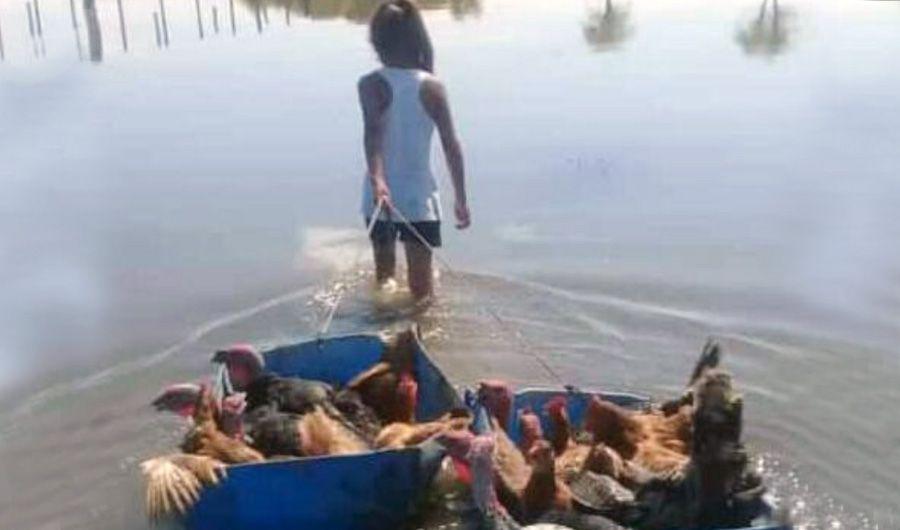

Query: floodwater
[1,0,899,528]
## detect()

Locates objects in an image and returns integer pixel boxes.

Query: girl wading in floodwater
[359,0,470,302]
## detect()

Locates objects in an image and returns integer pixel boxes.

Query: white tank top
[361,67,441,222]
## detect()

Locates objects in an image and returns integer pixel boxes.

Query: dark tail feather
[689,339,721,386]
[536,509,627,530]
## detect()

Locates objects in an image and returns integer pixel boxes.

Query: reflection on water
[83,0,103,62]
[240,0,480,24]
[0,0,479,63]
[2,0,900,528]
[583,0,633,52]
[735,0,796,58]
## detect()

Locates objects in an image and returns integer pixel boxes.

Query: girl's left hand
[454,201,471,229]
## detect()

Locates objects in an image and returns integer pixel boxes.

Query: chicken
[152,382,206,418]
[582,342,730,475]
[579,442,658,492]
[152,382,264,463]
[632,366,765,530]
[344,328,420,424]
[181,385,265,464]
[212,344,335,415]
[246,404,370,457]
[213,343,384,441]
[520,440,572,521]
[436,431,623,530]
[478,379,514,429]
[545,396,592,483]
[490,415,531,507]
[374,409,472,449]
[331,387,384,441]
[140,453,225,521]
[296,405,371,456]
[346,362,417,424]
[583,396,688,474]
[516,407,544,457]
[243,372,335,415]
[480,411,571,523]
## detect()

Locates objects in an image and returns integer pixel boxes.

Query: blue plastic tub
[185,333,461,530]
[472,386,791,530]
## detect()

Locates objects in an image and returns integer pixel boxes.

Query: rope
[317,200,384,337]
[387,206,567,386]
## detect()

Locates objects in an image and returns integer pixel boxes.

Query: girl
[359,0,470,302]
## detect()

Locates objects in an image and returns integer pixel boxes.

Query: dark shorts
[365,219,442,248]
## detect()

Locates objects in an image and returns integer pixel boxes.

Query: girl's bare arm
[421,77,470,228]
[358,73,392,206]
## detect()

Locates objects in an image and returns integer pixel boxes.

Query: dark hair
[369,1,434,73]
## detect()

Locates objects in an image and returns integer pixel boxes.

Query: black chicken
[212,344,383,442]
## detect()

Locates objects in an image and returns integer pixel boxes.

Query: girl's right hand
[373,178,393,209]
[454,201,471,229]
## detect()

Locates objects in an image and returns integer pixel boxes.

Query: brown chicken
[545,396,593,483]
[345,328,419,424]
[520,440,573,521]
[374,410,472,449]
[181,385,265,464]
[582,341,726,475]
[478,379,514,429]
[517,407,544,457]
[245,402,371,458]
[140,453,225,520]
[295,405,371,456]
[583,396,689,474]
[438,432,623,530]
[487,412,572,523]
[143,385,259,522]
[152,382,248,440]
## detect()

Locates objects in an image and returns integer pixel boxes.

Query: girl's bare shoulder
[358,71,389,94]
[419,74,448,107]
[358,72,391,110]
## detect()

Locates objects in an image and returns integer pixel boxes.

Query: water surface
[1,0,899,528]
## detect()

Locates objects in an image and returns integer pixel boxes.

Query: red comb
[546,395,568,414]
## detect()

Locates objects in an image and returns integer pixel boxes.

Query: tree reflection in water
[83,0,103,62]
[240,0,480,24]
[735,0,796,58]
[583,0,633,53]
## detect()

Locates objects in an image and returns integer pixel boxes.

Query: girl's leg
[404,240,433,300]
[373,240,396,284]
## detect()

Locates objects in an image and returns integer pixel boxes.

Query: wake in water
[0,253,893,529]
[758,454,890,530]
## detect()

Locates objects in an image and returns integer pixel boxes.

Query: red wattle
[451,456,472,484]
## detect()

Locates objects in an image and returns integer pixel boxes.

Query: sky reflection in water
[1,0,899,527]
